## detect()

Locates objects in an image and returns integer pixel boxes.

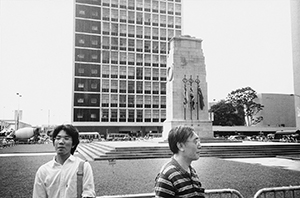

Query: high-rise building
[72,0,182,136]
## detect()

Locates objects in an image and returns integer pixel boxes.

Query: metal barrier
[97,188,244,198]
[205,189,244,198]
[254,185,300,198]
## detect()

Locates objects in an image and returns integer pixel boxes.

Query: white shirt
[33,155,95,198]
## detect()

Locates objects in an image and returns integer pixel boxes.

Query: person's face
[54,130,73,156]
[182,131,201,161]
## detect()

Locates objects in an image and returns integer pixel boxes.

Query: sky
[0,0,294,126]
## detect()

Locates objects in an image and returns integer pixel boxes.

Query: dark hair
[168,125,195,154]
[52,124,80,155]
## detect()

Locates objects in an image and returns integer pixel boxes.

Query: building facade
[255,93,296,128]
[291,0,300,129]
[72,0,182,136]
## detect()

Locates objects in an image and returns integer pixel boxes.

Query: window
[128,39,135,51]
[153,82,159,94]
[168,16,174,28]
[145,82,151,94]
[153,96,159,108]
[111,109,117,122]
[128,25,135,37]
[128,81,135,93]
[136,40,143,52]
[175,17,181,28]
[102,51,110,63]
[111,24,118,36]
[168,2,174,14]
[101,109,109,122]
[120,52,127,64]
[103,22,110,35]
[152,41,159,53]
[152,69,159,81]
[91,98,97,104]
[128,95,135,107]
[111,66,118,78]
[102,79,109,92]
[152,55,159,67]
[160,55,167,67]
[175,4,181,15]
[102,8,110,20]
[136,12,143,24]
[144,13,151,25]
[120,10,127,22]
[160,42,166,54]
[152,14,159,26]
[120,80,126,93]
[111,51,118,64]
[78,98,84,103]
[136,95,143,107]
[137,110,143,122]
[152,28,159,40]
[161,110,166,122]
[102,94,109,107]
[128,67,135,79]
[144,68,151,80]
[161,96,166,108]
[153,110,159,122]
[120,38,126,50]
[111,80,118,93]
[128,109,135,122]
[136,0,143,10]
[102,36,110,49]
[128,0,135,9]
[119,109,126,122]
[168,29,174,40]
[160,1,166,13]
[128,11,135,23]
[102,65,110,78]
[136,67,143,80]
[144,40,151,52]
[144,27,151,39]
[120,67,127,79]
[119,95,126,107]
[145,54,151,66]
[152,1,158,12]
[136,53,143,65]
[160,69,167,81]
[128,53,135,65]
[111,94,118,107]
[144,0,151,11]
[111,9,118,21]
[91,83,98,89]
[145,109,151,122]
[79,68,84,74]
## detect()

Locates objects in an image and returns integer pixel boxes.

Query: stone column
[162,36,213,140]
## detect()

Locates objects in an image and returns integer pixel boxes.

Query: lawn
[1,144,300,198]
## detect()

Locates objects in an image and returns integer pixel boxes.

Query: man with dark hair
[155,125,205,198]
[33,124,96,198]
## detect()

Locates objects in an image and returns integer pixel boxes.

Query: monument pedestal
[163,120,213,141]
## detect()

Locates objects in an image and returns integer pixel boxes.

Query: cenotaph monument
[162,36,213,140]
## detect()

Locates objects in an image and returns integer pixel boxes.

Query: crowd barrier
[97,186,300,198]
[254,185,300,198]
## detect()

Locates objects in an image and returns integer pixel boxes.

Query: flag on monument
[190,86,195,110]
[183,85,188,108]
[197,85,205,110]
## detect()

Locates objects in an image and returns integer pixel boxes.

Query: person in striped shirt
[155,125,205,198]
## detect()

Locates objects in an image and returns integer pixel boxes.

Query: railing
[97,188,244,198]
[206,189,244,198]
[254,185,300,198]
[98,186,300,198]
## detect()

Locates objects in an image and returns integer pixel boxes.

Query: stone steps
[77,141,300,161]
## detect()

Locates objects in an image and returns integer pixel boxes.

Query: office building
[72,0,182,136]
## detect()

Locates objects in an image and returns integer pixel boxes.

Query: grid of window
[73,0,181,123]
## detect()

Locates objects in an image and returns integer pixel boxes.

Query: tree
[209,100,244,126]
[226,87,263,126]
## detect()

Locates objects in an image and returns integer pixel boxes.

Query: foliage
[226,87,263,126]
[210,100,244,126]
[209,87,263,126]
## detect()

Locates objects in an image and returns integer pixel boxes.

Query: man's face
[182,131,201,161]
[54,130,73,156]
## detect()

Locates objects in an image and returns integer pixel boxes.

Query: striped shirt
[155,157,205,198]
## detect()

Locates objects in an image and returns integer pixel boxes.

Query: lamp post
[16,93,22,130]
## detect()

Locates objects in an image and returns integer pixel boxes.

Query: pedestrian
[33,124,96,198]
[155,125,205,197]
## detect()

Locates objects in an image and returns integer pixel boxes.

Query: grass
[1,144,300,198]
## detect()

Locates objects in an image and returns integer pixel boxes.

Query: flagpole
[182,76,188,120]
[195,76,200,120]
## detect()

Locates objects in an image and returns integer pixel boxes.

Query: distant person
[33,124,96,198]
[155,125,205,198]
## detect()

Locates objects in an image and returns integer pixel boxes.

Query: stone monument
[162,36,213,140]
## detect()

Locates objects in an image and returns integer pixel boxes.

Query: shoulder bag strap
[77,161,85,198]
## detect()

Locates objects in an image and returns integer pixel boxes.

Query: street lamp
[16,93,22,130]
